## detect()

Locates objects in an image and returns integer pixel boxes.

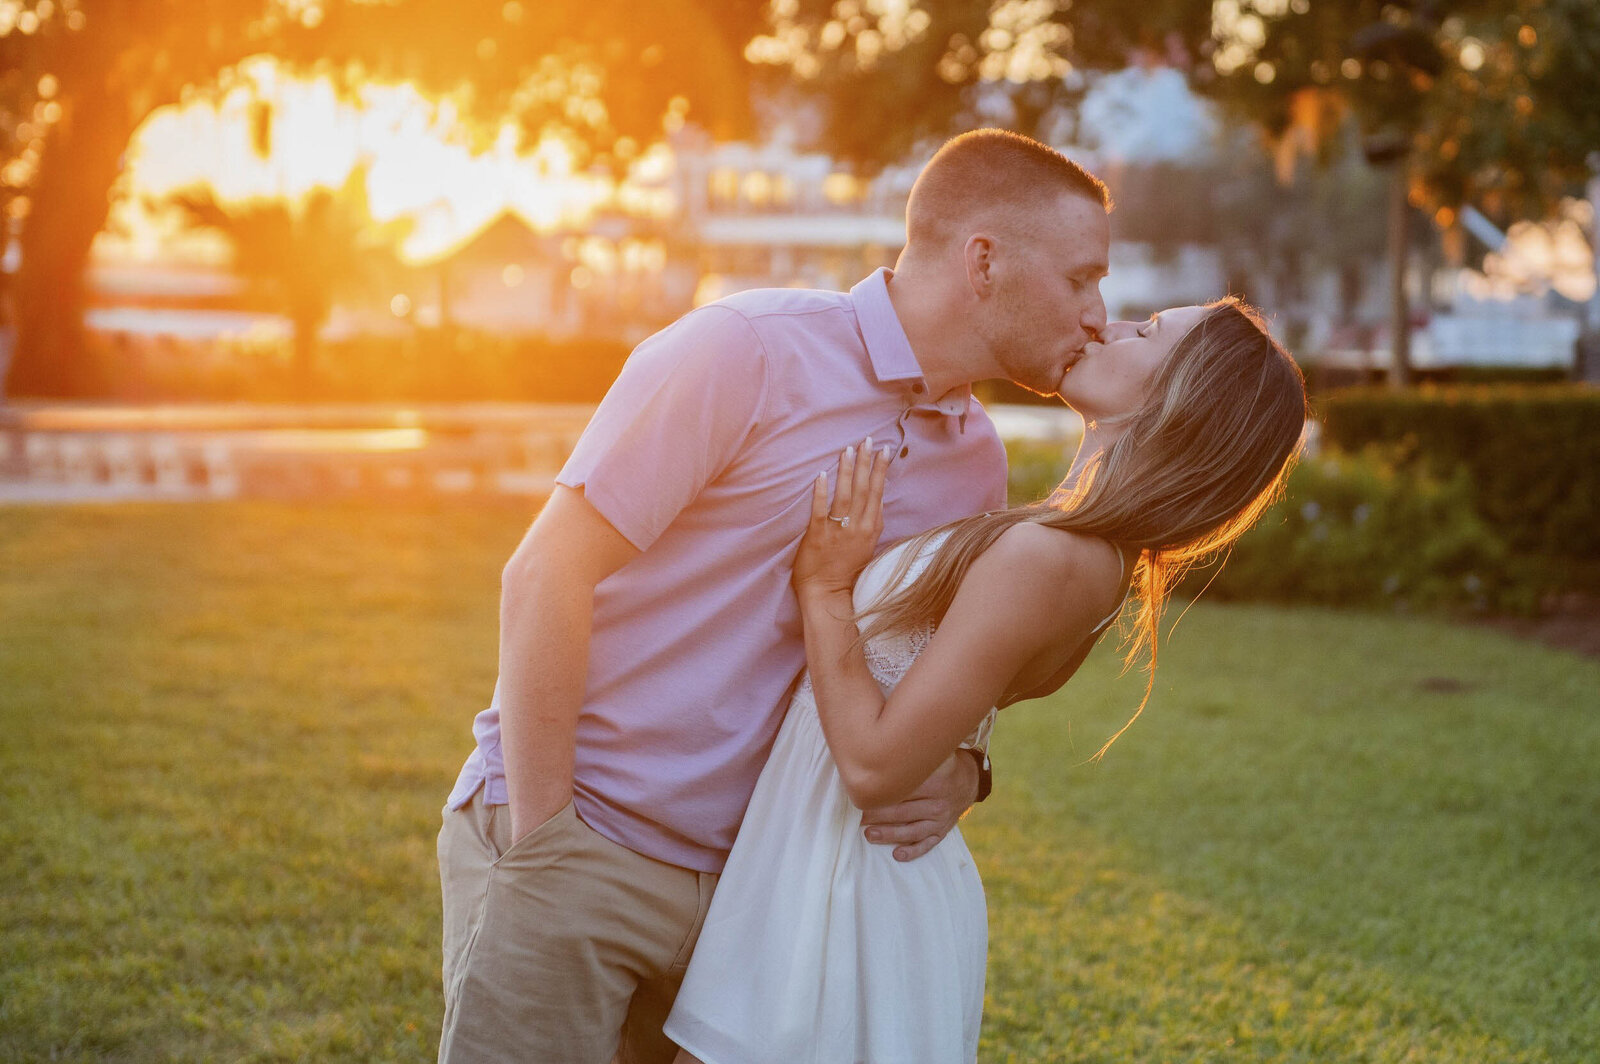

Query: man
[437,129,1110,1064]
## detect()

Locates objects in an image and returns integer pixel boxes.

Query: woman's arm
[795,448,1124,809]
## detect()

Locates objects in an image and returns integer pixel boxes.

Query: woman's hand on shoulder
[793,439,894,600]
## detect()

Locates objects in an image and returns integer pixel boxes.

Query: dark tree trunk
[291,314,319,401]
[1386,161,1413,389]
[8,88,140,398]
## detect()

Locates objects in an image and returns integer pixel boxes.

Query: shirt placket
[893,383,968,460]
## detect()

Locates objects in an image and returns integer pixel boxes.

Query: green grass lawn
[2,502,1596,1063]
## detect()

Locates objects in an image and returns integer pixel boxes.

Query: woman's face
[1057,305,1210,423]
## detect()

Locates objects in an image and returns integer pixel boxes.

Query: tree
[168,167,408,399]
[0,0,763,397]
[742,0,1215,170]
[752,0,1598,382]
[1195,0,1600,383]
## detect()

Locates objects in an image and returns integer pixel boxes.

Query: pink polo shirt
[446,269,1007,872]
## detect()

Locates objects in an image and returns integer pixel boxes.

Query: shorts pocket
[490,800,577,869]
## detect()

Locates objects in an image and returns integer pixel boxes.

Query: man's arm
[858,751,980,862]
[499,485,639,843]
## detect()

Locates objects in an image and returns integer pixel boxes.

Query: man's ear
[962,234,996,297]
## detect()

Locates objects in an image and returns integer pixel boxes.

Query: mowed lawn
[1,502,1596,1063]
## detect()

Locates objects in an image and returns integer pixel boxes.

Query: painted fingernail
[864,435,873,451]
[844,446,854,460]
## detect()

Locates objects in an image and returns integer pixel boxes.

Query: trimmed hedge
[1203,449,1516,612]
[1319,385,1600,566]
[1004,428,1573,613]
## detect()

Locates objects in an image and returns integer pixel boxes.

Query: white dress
[664,533,993,1064]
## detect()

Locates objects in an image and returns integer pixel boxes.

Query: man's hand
[858,749,980,862]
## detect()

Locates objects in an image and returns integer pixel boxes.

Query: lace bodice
[847,532,997,752]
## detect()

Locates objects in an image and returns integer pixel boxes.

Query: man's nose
[1084,292,1108,337]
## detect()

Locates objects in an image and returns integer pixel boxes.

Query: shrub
[1002,436,1527,613]
[1319,385,1600,567]
[1005,437,1078,506]
[1202,448,1517,613]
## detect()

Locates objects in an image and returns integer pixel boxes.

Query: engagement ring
[827,515,851,527]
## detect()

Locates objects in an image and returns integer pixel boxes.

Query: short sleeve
[557,305,770,550]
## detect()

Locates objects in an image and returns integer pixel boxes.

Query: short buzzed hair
[905,129,1110,251]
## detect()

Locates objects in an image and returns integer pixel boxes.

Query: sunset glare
[107,57,677,267]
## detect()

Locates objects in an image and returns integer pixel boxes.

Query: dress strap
[1088,546,1131,636]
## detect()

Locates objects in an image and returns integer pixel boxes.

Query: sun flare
[108,56,673,268]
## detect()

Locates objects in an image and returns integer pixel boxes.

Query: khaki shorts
[438,790,718,1064]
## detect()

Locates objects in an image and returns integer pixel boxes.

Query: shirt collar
[849,267,973,424]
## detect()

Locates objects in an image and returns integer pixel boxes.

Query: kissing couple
[436,128,1306,1063]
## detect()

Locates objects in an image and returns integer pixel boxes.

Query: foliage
[747,0,1214,169]
[1004,434,1079,506]
[1203,0,1600,225]
[1320,385,1600,566]
[168,168,410,397]
[755,0,1600,222]
[1200,445,1515,611]
[0,0,762,396]
[1007,392,1598,614]
[1,503,1596,1060]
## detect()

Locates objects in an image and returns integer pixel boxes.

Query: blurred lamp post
[1362,128,1414,388]
[1583,152,1600,381]
[1351,14,1443,390]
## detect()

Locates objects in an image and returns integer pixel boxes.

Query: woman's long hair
[860,298,1308,756]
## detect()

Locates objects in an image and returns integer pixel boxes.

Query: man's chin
[1047,360,1079,398]
[1012,379,1062,399]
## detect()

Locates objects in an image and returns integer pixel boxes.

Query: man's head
[901,130,1111,396]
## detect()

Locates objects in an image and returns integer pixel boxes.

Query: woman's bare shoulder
[970,522,1125,611]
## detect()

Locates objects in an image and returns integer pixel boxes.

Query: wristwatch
[962,746,992,803]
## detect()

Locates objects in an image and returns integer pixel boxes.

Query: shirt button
[911,382,925,394]
[899,446,909,458]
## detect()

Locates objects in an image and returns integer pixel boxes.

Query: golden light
[112,56,665,267]
[1459,39,1486,71]
[710,168,740,204]
[390,294,413,317]
[742,171,773,206]
[823,172,861,205]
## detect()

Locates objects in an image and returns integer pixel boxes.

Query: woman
[664,298,1308,1063]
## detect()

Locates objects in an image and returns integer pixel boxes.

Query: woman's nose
[1100,320,1140,342]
